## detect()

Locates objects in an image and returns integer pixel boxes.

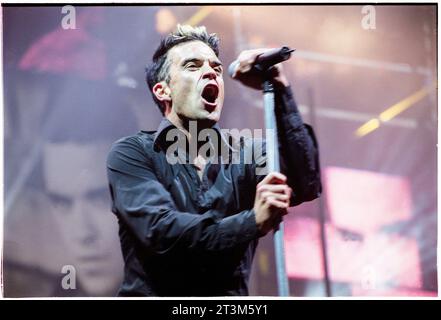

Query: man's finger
[258,172,287,186]
[267,198,289,209]
[261,191,290,203]
[258,184,291,195]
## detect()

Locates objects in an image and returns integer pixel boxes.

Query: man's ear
[152,82,172,104]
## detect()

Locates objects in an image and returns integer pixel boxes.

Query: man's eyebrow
[181,58,223,67]
[213,60,223,67]
[212,60,223,67]
[181,58,202,66]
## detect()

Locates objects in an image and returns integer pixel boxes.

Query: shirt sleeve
[106,136,260,256]
[255,85,322,206]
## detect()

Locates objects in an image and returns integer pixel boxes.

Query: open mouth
[201,83,219,105]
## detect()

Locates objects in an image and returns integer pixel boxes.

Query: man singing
[106,25,321,296]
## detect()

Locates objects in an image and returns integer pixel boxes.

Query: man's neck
[166,112,215,142]
[166,112,194,142]
[165,112,214,165]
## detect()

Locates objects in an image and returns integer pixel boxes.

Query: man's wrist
[274,75,290,88]
[249,208,266,238]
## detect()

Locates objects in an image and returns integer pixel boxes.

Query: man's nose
[202,65,217,80]
[72,199,99,245]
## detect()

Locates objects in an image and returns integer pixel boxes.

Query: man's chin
[201,111,221,125]
[179,109,221,129]
[189,110,220,127]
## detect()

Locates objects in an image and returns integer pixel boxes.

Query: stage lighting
[155,8,177,34]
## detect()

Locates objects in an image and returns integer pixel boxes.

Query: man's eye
[86,189,110,207]
[215,67,223,74]
[186,64,198,69]
[48,193,72,208]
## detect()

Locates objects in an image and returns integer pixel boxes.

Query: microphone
[228,46,295,77]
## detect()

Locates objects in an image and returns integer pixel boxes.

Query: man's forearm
[274,85,322,205]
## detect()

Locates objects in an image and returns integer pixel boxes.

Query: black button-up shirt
[106,86,321,296]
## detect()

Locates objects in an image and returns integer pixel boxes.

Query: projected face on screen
[43,142,122,296]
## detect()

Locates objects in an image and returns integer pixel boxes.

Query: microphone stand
[262,72,290,296]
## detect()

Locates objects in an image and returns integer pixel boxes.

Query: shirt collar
[153,117,175,148]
